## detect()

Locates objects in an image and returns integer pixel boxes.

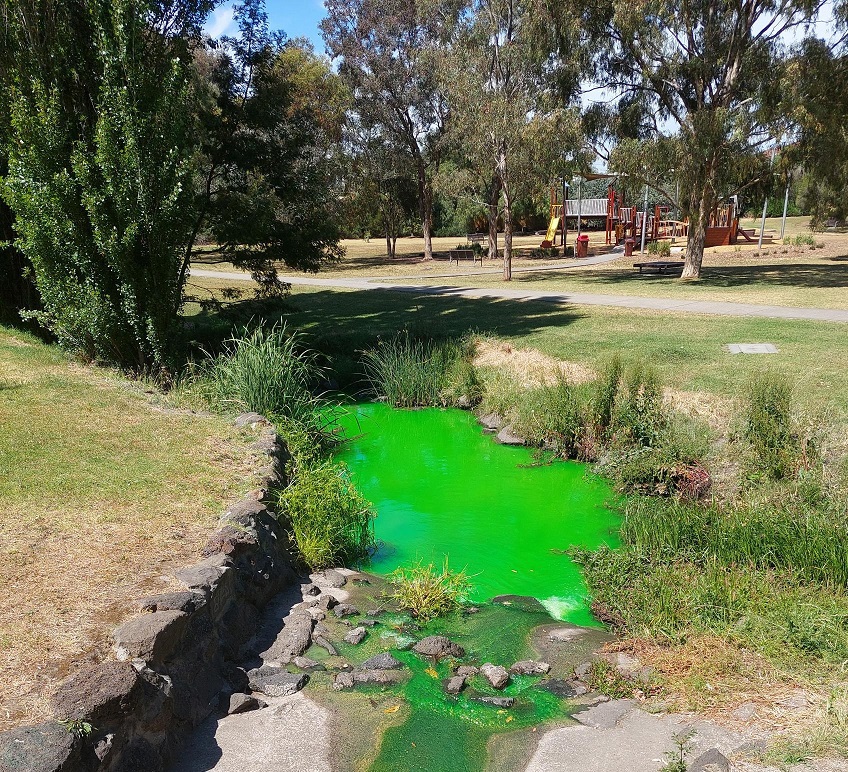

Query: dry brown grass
[0,328,263,729]
[472,338,596,387]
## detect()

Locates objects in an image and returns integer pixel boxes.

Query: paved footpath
[189,267,848,324]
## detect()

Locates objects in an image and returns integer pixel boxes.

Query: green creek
[325,403,620,771]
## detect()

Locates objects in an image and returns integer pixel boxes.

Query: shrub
[591,355,623,438]
[362,332,480,408]
[387,559,472,621]
[278,460,375,570]
[648,240,672,257]
[793,232,815,246]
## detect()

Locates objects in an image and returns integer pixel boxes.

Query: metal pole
[561,177,567,255]
[758,146,776,250]
[576,178,583,239]
[673,178,680,243]
[780,182,790,239]
[640,183,649,255]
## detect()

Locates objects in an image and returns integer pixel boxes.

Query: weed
[793,233,816,246]
[648,240,672,257]
[659,731,694,772]
[278,461,375,570]
[362,332,479,408]
[586,659,637,699]
[387,559,472,621]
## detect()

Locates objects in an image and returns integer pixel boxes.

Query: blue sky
[205,1,327,52]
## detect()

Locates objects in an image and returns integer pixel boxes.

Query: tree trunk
[681,187,711,279]
[502,190,513,281]
[416,157,433,260]
[487,175,500,261]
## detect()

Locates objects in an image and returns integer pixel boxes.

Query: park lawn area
[188,277,848,420]
[0,326,262,729]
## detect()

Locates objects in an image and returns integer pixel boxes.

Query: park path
[189,266,848,324]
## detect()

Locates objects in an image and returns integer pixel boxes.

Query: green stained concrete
[334,403,619,627]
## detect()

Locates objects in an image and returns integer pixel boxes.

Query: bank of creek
[170,404,757,771]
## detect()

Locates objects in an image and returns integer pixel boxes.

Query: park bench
[633,260,685,274]
[466,233,489,247]
[449,249,483,266]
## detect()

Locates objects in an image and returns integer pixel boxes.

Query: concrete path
[189,267,848,324]
[525,699,843,772]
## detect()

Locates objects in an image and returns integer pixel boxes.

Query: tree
[2,0,209,370]
[321,0,447,260]
[192,5,346,290]
[440,0,584,279]
[593,0,820,278]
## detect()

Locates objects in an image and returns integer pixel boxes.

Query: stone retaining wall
[0,414,297,772]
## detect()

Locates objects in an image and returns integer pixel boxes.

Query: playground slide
[541,216,560,247]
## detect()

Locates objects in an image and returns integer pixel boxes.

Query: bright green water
[335,403,619,627]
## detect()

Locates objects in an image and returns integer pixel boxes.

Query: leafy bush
[387,559,472,621]
[278,460,375,570]
[793,232,816,246]
[592,355,623,439]
[362,332,480,407]
[647,240,672,257]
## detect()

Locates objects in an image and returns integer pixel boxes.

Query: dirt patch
[663,388,736,433]
[473,338,596,387]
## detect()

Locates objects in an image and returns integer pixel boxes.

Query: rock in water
[509,660,551,676]
[412,636,466,659]
[480,663,510,689]
[344,627,367,645]
[474,696,515,708]
[445,676,466,695]
[353,670,406,686]
[334,603,359,618]
[333,672,355,690]
[496,426,525,445]
[360,653,404,670]
[293,656,325,672]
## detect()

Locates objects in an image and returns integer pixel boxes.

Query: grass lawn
[0,327,262,729]
[188,278,848,418]
[192,217,848,310]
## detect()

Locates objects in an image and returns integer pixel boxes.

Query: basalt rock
[359,653,405,670]
[480,663,510,690]
[412,636,465,659]
[509,660,551,676]
[344,627,368,645]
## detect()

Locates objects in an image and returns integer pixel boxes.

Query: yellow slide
[540,216,560,247]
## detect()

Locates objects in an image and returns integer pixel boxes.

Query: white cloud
[205,5,236,39]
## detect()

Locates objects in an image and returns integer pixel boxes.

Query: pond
[334,403,619,627]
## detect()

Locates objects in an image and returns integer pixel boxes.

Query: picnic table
[633,260,685,274]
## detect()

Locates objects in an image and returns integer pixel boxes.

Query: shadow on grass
[508,260,848,291]
[187,287,584,383]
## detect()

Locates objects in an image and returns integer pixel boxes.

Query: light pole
[640,181,649,255]
[780,178,790,240]
[574,176,583,240]
[758,144,777,250]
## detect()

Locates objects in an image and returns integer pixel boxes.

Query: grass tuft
[387,559,472,621]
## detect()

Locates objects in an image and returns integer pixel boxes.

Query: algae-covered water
[334,403,619,627]
[327,403,620,771]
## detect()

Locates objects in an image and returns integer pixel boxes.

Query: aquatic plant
[387,559,472,621]
[279,460,375,570]
[362,332,480,408]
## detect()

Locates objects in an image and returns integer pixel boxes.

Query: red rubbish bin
[576,234,589,258]
[624,237,635,257]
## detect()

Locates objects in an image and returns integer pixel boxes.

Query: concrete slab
[726,343,779,354]
[169,692,331,772]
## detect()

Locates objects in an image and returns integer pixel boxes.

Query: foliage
[387,559,472,621]
[362,332,481,408]
[594,0,817,278]
[613,362,667,447]
[586,659,638,699]
[322,0,447,259]
[2,0,206,371]
[279,460,375,569]
[194,5,347,279]
[647,240,671,257]
[659,732,694,772]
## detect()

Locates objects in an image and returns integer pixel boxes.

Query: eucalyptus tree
[321,0,447,260]
[439,0,584,279]
[593,0,822,278]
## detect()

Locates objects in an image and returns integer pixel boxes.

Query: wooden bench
[466,233,489,247]
[449,249,483,266]
[633,260,685,274]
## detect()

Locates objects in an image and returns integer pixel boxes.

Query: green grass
[386,559,473,622]
[278,460,375,570]
[0,324,257,729]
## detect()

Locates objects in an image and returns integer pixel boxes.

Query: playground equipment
[542,176,770,252]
